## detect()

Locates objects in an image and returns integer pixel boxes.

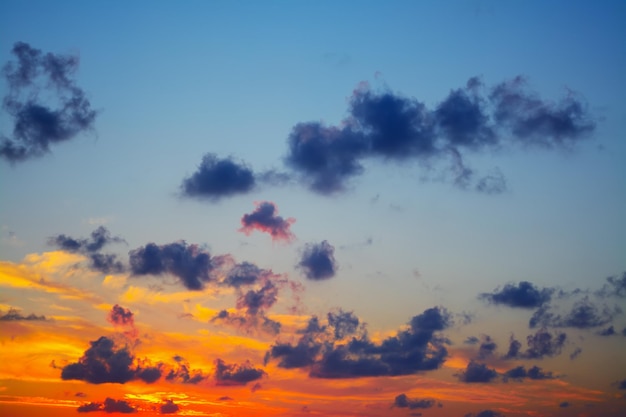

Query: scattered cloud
[48,226,125,274]
[284,76,595,194]
[77,397,136,413]
[464,410,505,417]
[596,272,626,298]
[529,297,618,329]
[160,399,179,414]
[297,240,337,280]
[1,42,97,162]
[268,306,452,378]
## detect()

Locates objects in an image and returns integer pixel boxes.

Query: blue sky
[1,1,625,416]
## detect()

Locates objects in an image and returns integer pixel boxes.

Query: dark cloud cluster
[501,328,568,360]
[223,261,273,288]
[529,297,619,329]
[239,201,296,242]
[129,241,215,290]
[1,42,97,162]
[165,355,208,384]
[267,306,452,378]
[503,365,554,381]
[477,335,497,359]
[284,76,595,194]
[77,398,136,413]
[297,240,337,280]
[181,154,256,200]
[393,393,436,410]
[479,281,554,309]
[49,226,125,274]
[60,336,162,384]
[214,358,265,385]
[0,307,46,321]
[457,360,498,383]
[596,272,626,298]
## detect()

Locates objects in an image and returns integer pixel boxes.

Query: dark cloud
[77,398,136,413]
[327,310,360,340]
[284,77,595,194]
[489,76,595,146]
[223,262,271,287]
[214,358,265,385]
[596,272,626,298]
[525,328,567,359]
[559,401,570,407]
[239,201,295,242]
[297,240,337,280]
[284,122,367,194]
[464,411,505,417]
[237,280,279,315]
[48,226,125,273]
[479,281,553,309]
[60,336,162,384]
[107,304,138,339]
[457,361,498,383]
[268,306,452,378]
[503,365,554,381]
[1,42,97,162]
[181,154,255,200]
[569,347,582,360]
[393,393,436,410]
[598,325,616,336]
[165,355,207,384]
[211,309,281,336]
[129,241,214,290]
[464,336,480,345]
[160,400,179,414]
[503,335,522,359]
[477,335,497,359]
[107,304,134,326]
[529,297,618,329]
[617,379,626,390]
[0,307,46,321]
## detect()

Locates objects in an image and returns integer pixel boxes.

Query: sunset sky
[1,1,625,416]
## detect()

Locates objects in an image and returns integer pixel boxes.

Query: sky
[0,1,625,416]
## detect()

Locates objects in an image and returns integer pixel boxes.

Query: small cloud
[456,361,498,383]
[180,154,256,201]
[479,281,553,309]
[297,240,337,280]
[239,201,296,242]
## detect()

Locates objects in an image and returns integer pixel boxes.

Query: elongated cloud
[529,297,618,329]
[393,393,436,410]
[214,358,265,385]
[0,307,46,321]
[77,397,136,413]
[49,226,125,273]
[284,76,595,194]
[129,241,215,290]
[503,365,554,381]
[267,306,452,378]
[181,154,256,200]
[464,411,505,417]
[297,240,337,280]
[239,201,295,242]
[1,42,97,162]
[479,281,554,308]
